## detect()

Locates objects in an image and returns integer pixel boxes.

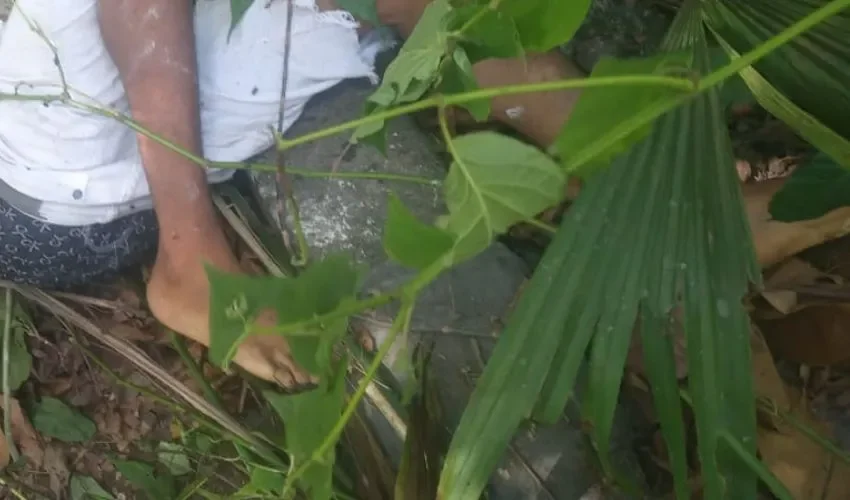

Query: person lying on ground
[0,0,585,389]
[1,0,839,391]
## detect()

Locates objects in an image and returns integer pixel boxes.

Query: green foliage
[443,131,565,262]
[207,254,360,372]
[354,0,452,149]
[554,52,693,176]
[499,0,591,52]
[769,152,850,221]
[112,459,176,500]
[265,362,348,500]
[705,0,850,167]
[237,465,287,496]
[70,474,115,500]
[156,442,192,476]
[384,193,455,270]
[228,0,255,37]
[446,4,523,61]
[335,0,381,26]
[709,47,754,108]
[31,397,96,443]
[438,47,491,121]
[0,300,33,392]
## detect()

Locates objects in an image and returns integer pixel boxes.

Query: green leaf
[708,46,754,108]
[501,0,592,52]
[443,132,565,262]
[705,0,850,166]
[207,254,360,373]
[769,152,850,222]
[229,0,255,37]
[439,48,491,122]
[335,0,381,26]
[554,52,693,176]
[447,4,524,60]
[237,466,287,496]
[70,474,115,500]
[439,9,764,499]
[264,357,348,500]
[156,442,192,476]
[637,314,689,500]
[383,193,455,270]
[354,0,452,146]
[32,398,96,443]
[112,459,176,500]
[0,300,32,392]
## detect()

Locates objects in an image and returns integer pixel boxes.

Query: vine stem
[282,300,416,496]
[278,75,697,151]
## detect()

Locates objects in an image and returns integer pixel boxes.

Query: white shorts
[0,0,385,225]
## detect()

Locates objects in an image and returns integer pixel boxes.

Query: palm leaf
[436,1,798,497]
[705,0,850,165]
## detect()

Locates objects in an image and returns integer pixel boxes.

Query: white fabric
[0,0,383,225]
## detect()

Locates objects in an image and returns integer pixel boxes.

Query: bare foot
[146,249,315,389]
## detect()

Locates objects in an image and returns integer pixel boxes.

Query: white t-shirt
[0,0,384,225]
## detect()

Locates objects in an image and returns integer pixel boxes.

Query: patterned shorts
[0,197,158,290]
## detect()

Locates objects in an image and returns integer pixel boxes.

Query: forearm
[98,0,219,239]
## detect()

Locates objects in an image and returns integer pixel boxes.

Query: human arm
[97,0,309,387]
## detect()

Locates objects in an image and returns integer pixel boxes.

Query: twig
[1,288,19,462]
[271,0,310,267]
[212,193,285,276]
[50,291,126,311]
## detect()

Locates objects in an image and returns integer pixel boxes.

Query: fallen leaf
[752,326,850,499]
[744,178,850,269]
[0,394,44,468]
[758,392,850,500]
[156,442,192,476]
[0,430,9,469]
[112,458,176,499]
[760,258,827,315]
[759,304,850,366]
[70,474,116,500]
[107,322,154,343]
[43,444,70,497]
[32,397,97,443]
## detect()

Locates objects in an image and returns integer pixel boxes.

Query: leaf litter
[0,274,266,499]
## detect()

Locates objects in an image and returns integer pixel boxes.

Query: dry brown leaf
[43,444,69,497]
[744,178,850,269]
[1,395,44,468]
[760,304,850,366]
[752,331,850,499]
[0,430,9,469]
[108,322,155,343]
[760,258,828,315]
[758,392,850,500]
